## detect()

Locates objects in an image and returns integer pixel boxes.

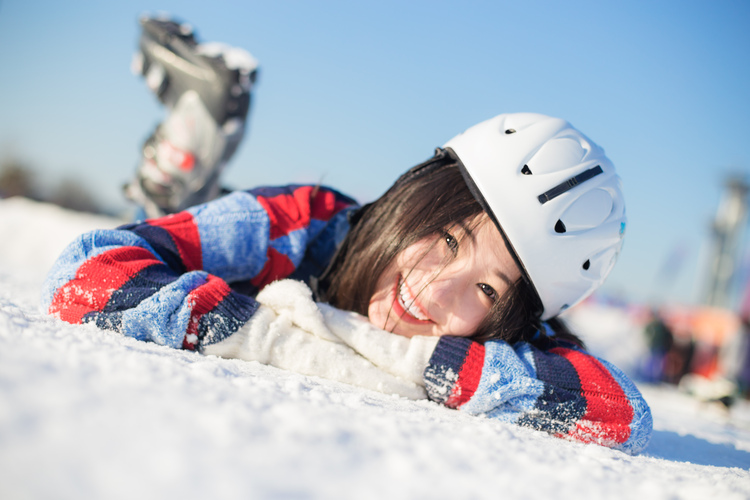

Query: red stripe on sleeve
[256,191,312,241]
[445,342,486,408]
[249,247,296,289]
[48,247,162,324]
[551,347,634,445]
[257,187,350,241]
[309,187,351,222]
[148,211,203,271]
[183,275,231,350]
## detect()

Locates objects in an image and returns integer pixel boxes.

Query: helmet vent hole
[521,165,532,175]
[505,128,516,134]
[554,220,567,233]
[583,259,590,270]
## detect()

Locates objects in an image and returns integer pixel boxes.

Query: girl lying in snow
[42,17,652,454]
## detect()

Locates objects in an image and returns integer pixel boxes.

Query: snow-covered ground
[0,197,748,500]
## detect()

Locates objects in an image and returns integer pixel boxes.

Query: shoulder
[247,185,359,208]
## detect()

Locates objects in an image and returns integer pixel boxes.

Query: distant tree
[0,160,37,199]
[0,157,104,213]
[49,177,102,213]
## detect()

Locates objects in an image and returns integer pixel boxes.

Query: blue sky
[1,0,749,309]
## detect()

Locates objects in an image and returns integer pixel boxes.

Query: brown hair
[319,151,582,347]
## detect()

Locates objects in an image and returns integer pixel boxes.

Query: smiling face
[367,214,522,338]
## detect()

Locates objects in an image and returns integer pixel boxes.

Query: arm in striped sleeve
[42,186,357,351]
[424,336,653,454]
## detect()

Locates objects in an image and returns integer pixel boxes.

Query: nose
[426,276,453,311]
[425,267,474,321]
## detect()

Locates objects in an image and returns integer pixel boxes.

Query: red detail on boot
[177,151,196,171]
[158,140,196,172]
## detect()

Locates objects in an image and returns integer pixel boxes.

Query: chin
[390,318,439,338]
[390,325,417,338]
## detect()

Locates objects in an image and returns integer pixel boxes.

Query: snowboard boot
[125,15,259,218]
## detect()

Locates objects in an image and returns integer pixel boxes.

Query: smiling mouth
[394,275,431,322]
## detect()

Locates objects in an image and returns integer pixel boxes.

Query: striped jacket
[42,184,652,453]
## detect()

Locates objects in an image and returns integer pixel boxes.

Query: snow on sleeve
[424,336,653,454]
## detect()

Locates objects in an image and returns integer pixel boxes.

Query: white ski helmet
[443,112,626,320]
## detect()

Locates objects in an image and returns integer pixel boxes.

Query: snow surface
[0,196,749,500]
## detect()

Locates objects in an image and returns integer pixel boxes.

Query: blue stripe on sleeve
[190,191,271,282]
[119,271,210,348]
[42,229,162,309]
[515,347,586,434]
[460,341,545,419]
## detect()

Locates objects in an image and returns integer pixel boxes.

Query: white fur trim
[203,280,439,399]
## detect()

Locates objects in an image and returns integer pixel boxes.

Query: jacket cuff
[190,287,259,351]
[424,336,485,408]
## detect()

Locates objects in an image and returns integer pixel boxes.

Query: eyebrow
[495,269,514,287]
[456,220,474,240]
[455,220,475,239]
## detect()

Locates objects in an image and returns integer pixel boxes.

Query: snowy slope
[0,197,748,500]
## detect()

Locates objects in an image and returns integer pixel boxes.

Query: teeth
[397,278,430,321]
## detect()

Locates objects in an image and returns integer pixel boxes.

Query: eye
[443,231,458,255]
[478,283,497,302]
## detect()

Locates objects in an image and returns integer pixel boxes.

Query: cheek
[366,300,381,327]
[442,301,490,337]
[367,264,396,325]
[395,237,445,276]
